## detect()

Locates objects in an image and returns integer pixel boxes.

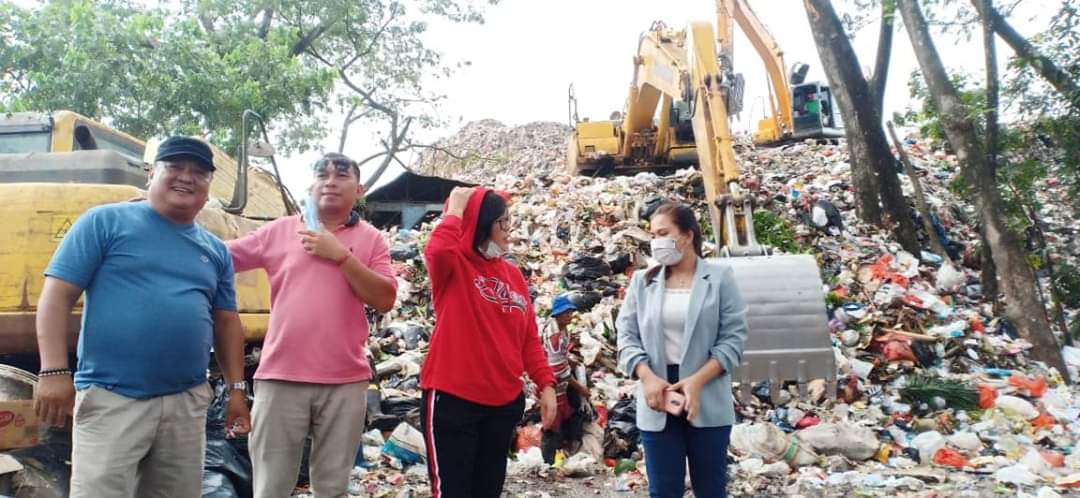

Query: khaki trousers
[70,383,212,498]
[250,380,368,498]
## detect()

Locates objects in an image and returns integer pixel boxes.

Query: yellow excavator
[567,0,844,177]
[570,0,838,401]
[0,110,292,357]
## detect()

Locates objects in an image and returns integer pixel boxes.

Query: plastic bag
[730,423,819,468]
[927,320,967,338]
[203,381,253,497]
[1040,451,1065,468]
[894,251,921,278]
[1008,373,1048,398]
[977,384,998,409]
[1031,411,1056,428]
[935,263,964,293]
[564,256,612,281]
[996,395,1039,420]
[932,447,968,469]
[602,397,639,459]
[507,447,547,476]
[796,422,879,461]
[947,432,983,454]
[873,284,906,307]
[994,464,1040,485]
[382,423,426,465]
[516,424,543,452]
[566,290,602,313]
[884,341,918,364]
[560,453,598,477]
[1022,449,1051,475]
[910,431,946,463]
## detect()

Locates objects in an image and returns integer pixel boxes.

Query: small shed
[363,169,473,230]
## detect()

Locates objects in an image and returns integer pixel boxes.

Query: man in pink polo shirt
[228,152,397,497]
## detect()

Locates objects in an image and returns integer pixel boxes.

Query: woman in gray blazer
[617,202,749,498]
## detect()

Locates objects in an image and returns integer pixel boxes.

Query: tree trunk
[898,0,1069,380]
[887,121,949,259]
[871,0,896,117]
[804,0,921,254]
[970,0,1080,110]
[980,0,999,173]
[805,0,882,225]
[978,0,1002,310]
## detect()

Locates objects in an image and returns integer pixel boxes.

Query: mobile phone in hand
[664,390,686,416]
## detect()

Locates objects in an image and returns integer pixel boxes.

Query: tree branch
[305,46,334,67]
[971,0,1080,110]
[257,8,274,40]
[199,14,216,34]
[402,142,503,163]
[871,0,896,116]
[338,103,359,153]
[290,19,334,57]
[337,70,395,118]
[364,117,413,189]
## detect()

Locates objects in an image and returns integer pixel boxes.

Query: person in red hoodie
[421,186,557,498]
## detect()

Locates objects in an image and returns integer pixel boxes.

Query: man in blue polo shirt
[33,136,251,498]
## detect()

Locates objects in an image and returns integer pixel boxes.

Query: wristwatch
[228,381,248,393]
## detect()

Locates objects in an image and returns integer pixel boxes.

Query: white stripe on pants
[70,383,212,498]
[249,380,369,498]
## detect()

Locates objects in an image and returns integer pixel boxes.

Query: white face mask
[650,237,684,266]
[481,240,507,260]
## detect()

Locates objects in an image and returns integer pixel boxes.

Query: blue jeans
[640,366,731,498]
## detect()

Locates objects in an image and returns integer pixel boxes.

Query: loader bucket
[711,254,837,404]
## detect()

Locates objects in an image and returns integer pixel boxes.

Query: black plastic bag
[602,397,639,459]
[390,244,419,261]
[606,254,632,275]
[639,197,664,221]
[566,290,602,313]
[203,381,253,498]
[564,256,612,281]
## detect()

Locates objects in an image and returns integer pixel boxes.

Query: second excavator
[572,1,839,402]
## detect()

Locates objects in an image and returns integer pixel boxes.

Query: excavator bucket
[710,254,837,404]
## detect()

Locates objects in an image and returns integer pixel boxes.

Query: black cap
[155,136,215,171]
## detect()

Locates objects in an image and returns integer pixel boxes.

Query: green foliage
[895,71,989,151]
[900,375,979,411]
[0,0,497,155]
[825,291,848,308]
[0,0,336,155]
[1053,262,1080,308]
[753,209,809,255]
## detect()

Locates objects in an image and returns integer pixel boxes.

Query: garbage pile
[413,119,571,181]
[309,121,1080,497]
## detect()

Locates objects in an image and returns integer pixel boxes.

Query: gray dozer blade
[710,254,838,405]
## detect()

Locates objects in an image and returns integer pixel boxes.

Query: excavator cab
[791,82,845,141]
[566,85,623,176]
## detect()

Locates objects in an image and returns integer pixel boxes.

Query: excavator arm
[714,0,796,143]
[684,21,763,256]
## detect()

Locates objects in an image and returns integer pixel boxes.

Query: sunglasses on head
[312,158,358,175]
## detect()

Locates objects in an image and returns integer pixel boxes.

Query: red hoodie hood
[448,186,510,265]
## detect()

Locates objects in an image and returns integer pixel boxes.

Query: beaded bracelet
[39,368,72,377]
